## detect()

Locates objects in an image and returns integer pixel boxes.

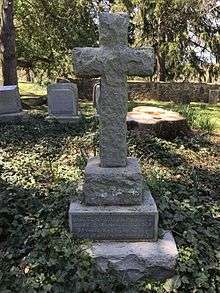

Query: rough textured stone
[64,79,220,103]
[0,85,22,115]
[47,83,80,123]
[69,191,158,241]
[83,157,143,206]
[88,231,178,284]
[70,13,178,280]
[73,12,154,167]
[127,106,190,139]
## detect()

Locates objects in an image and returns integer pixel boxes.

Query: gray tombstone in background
[0,85,25,122]
[47,83,80,123]
[69,12,178,284]
[92,83,100,117]
[209,89,219,104]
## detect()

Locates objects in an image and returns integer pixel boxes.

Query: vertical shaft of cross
[97,13,130,167]
[99,71,128,167]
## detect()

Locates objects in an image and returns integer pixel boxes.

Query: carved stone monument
[0,85,25,122]
[69,12,178,283]
[47,83,80,123]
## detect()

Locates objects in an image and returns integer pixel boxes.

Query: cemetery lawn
[0,109,219,292]
[18,82,220,131]
[19,82,47,97]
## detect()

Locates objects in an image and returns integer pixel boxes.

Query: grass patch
[0,110,219,292]
[177,105,216,132]
[189,103,220,131]
[19,82,47,97]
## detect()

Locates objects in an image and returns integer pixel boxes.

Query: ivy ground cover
[0,109,219,292]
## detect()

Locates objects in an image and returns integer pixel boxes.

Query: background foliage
[15,0,98,82]
[14,0,220,83]
[111,0,220,82]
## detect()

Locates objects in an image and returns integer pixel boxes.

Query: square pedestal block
[83,157,143,206]
[69,191,158,241]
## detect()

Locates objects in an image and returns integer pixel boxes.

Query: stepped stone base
[46,115,81,124]
[69,191,158,241]
[83,157,144,206]
[88,231,178,284]
[0,111,27,122]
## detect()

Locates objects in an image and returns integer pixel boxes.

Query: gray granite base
[46,115,81,124]
[88,231,178,284]
[83,157,144,206]
[0,111,27,122]
[69,191,158,241]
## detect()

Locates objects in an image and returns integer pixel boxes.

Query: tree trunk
[156,15,166,82]
[25,67,31,82]
[0,0,18,85]
[156,49,166,82]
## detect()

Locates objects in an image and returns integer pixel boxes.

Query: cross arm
[73,48,102,78]
[126,47,155,77]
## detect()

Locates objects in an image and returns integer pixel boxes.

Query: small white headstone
[47,83,80,123]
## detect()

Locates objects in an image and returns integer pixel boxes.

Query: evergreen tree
[111,0,220,82]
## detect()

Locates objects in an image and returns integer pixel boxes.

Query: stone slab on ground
[83,157,143,206]
[45,115,81,124]
[88,231,178,284]
[21,95,47,107]
[69,191,158,241]
[127,106,189,139]
[0,111,28,123]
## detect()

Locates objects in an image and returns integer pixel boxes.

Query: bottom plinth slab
[88,231,178,284]
[0,111,28,122]
[46,115,81,124]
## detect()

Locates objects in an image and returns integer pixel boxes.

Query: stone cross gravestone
[0,85,25,122]
[73,13,154,167]
[69,12,177,284]
[46,82,80,123]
